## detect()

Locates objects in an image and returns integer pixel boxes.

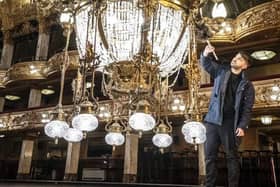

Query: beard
[231,61,241,70]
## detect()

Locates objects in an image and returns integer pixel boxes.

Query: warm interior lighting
[44,120,69,140]
[72,101,99,133]
[63,128,83,142]
[41,89,55,95]
[60,12,73,24]
[129,113,156,133]
[5,95,21,101]
[260,115,273,125]
[72,113,98,132]
[212,2,227,18]
[105,120,126,150]
[182,121,206,144]
[105,132,125,147]
[75,0,189,76]
[170,96,186,112]
[251,50,276,60]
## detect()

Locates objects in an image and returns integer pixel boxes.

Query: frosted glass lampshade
[63,128,83,142]
[182,121,206,144]
[260,115,273,125]
[152,133,173,148]
[44,120,69,138]
[105,132,125,146]
[212,2,227,18]
[129,112,156,132]
[72,114,98,132]
[60,12,73,24]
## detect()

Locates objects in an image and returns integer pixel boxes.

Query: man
[200,45,255,187]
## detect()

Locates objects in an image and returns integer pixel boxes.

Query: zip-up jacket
[200,54,255,130]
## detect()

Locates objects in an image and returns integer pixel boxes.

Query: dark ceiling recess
[202,0,272,18]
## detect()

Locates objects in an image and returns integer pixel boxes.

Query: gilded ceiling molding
[47,50,80,75]
[208,1,280,43]
[0,3,37,31]
[0,70,7,88]
[6,61,48,84]
[0,1,278,43]
[0,78,279,132]
[1,51,79,86]
[11,21,38,38]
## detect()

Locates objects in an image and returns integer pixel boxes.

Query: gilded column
[17,138,35,179]
[123,133,139,183]
[28,88,42,108]
[0,30,14,69]
[35,18,50,61]
[0,97,5,112]
[64,142,81,181]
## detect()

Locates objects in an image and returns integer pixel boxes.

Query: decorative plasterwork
[6,61,48,83]
[0,71,7,88]
[207,1,280,42]
[0,51,80,87]
[11,21,38,38]
[0,78,279,132]
[47,50,80,75]
[0,3,37,31]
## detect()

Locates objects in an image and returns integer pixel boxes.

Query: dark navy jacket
[200,54,255,130]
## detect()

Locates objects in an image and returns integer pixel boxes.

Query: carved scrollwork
[47,50,80,75]
[6,61,48,83]
[206,1,280,42]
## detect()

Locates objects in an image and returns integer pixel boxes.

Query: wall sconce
[260,115,273,125]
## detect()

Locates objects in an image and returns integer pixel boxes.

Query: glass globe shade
[182,121,206,144]
[260,115,273,125]
[63,128,83,142]
[270,94,278,101]
[272,85,280,92]
[72,114,98,132]
[212,2,227,18]
[152,133,173,148]
[105,132,125,146]
[44,120,69,138]
[129,112,156,131]
[184,134,206,145]
[60,12,73,24]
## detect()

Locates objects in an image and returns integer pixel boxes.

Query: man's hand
[236,128,245,137]
[203,45,215,57]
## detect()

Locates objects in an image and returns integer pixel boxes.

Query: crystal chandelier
[37,0,209,146]
[74,0,189,77]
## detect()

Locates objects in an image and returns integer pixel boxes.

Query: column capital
[38,17,51,34]
[2,30,13,45]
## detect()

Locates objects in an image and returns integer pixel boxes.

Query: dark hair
[238,51,251,67]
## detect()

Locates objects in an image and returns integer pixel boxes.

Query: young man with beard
[200,45,255,187]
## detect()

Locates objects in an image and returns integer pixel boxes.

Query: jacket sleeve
[200,53,220,78]
[237,82,255,130]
